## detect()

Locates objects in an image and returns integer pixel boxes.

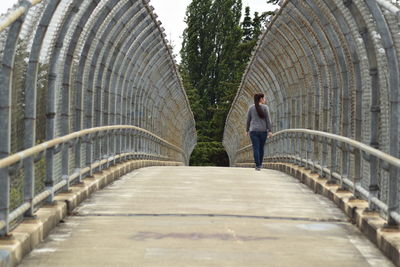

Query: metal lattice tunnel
[0,0,196,236]
[223,0,400,225]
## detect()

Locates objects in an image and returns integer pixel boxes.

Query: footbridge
[0,0,399,266]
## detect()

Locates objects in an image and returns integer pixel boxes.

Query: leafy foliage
[189,142,229,166]
[181,0,268,166]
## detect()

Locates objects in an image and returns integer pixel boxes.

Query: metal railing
[235,129,400,225]
[0,0,197,237]
[0,125,185,236]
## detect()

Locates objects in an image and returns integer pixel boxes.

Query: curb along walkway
[19,167,393,266]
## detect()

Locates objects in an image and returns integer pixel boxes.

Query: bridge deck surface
[20,167,392,266]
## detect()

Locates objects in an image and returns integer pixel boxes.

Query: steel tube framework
[0,0,196,236]
[224,0,400,225]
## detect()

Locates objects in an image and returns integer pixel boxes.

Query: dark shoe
[255,167,260,171]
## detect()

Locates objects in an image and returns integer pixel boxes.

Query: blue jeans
[249,131,268,168]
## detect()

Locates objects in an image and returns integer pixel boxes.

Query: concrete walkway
[19,167,393,266]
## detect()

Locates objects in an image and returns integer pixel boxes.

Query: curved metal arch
[94,6,148,127]
[364,0,399,156]
[0,0,33,236]
[111,25,158,127]
[121,24,161,128]
[59,0,121,179]
[91,4,146,128]
[130,56,177,133]
[73,0,134,132]
[0,0,196,236]
[71,0,139,169]
[122,30,164,130]
[251,42,296,127]
[322,0,364,140]
[280,15,323,130]
[136,59,175,135]
[113,24,160,127]
[304,0,355,138]
[134,48,177,134]
[248,57,286,110]
[286,4,333,132]
[290,2,337,133]
[258,32,302,101]
[272,21,314,128]
[106,22,155,128]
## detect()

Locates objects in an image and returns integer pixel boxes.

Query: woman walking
[246,93,273,170]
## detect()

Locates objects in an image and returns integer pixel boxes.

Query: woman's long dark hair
[254,93,265,118]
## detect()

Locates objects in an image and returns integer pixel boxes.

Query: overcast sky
[0,0,278,61]
[150,0,278,60]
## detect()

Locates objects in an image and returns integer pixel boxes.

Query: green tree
[242,6,253,41]
[252,12,262,40]
[181,0,271,166]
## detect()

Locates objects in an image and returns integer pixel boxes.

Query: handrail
[0,0,196,238]
[0,0,43,32]
[235,128,400,225]
[237,129,400,168]
[6,152,170,225]
[0,125,183,169]
[0,125,185,236]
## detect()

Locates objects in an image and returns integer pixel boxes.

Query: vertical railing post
[24,57,38,216]
[305,134,311,170]
[105,130,110,168]
[0,168,10,236]
[367,155,379,211]
[95,132,101,170]
[340,143,349,189]
[126,129,131,155]
[61,142,70,191]
[283,133,288,161]
[117,129,122,161]
[111,129,116,165]
[329,139,338,184]
[291,133,296,164]
[279,135,282,161]
[23,156,35,217]
[75,137,82,183]
[313,136,319,173]
[124,128,128,155]
[45,147,55,203]
[134,130,138,157]
[387,167,398,225]
[310,135,316,173]
[300,133,305,167]
[94,132,101,171]
[86,133,93,176]
[352,148,361,196]
[321,137,328,177]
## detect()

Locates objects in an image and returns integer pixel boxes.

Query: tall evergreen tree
[181,0,270,166]
[181,0,243,139]
[252,12,262,40]
[242,7,252,41]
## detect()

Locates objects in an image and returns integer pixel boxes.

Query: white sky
[0,0,279,61]
[151,0,279,61]
[0,0,17,13]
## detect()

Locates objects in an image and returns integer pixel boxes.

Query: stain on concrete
[131,231,278,242]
